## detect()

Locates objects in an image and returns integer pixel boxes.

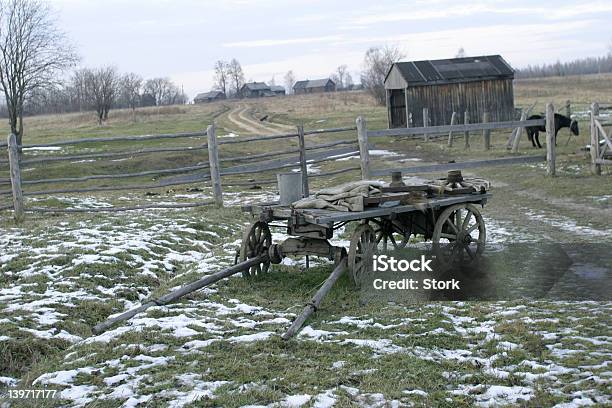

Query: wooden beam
[297,125,309,197]
[591,102,601,175]
[207,123,223,207]
[483,112,491,150]
[546,103,556,176]
[7,133,24,222]
[422,108,429,141]
[368,119,546,137]
[356,116,370,179]
[463,111,470,149]
[447,112,458,147]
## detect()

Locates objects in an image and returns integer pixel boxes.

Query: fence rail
[5,99,599,221]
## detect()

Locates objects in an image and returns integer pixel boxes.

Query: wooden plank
[370,155,545,177]
[20,163,211,186]
[207,123,223,207]
[368,119,546,137]
[0,130,208,149]
[7,134,24,221]
[546,103,556,176]
[27,201,215,213]
[464,111,470,149]
[483,112,491,150]
[297,125,309,197]
[423,107,429,141]
[309,194,492,225]
[590,103,601,175]
[302,126,357,136]
[356,116,370,179]
[447,111,458,147]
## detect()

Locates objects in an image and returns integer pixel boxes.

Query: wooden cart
[241,189,491,285]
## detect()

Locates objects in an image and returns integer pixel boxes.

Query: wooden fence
[590,102,612,175]
[0,123,361,220]
[2,101,582,222]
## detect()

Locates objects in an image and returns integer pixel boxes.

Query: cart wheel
[348,224,377,286]
[240,221,272,278]
[371,217,411,252]
[432,203,486,265]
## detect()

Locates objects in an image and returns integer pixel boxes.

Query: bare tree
[213,60,229,95]
[269,75,276,86]
[335,64,348,89]
[284,70,295,95]
[120,72,142,111]
[227,58,245,96]
[361,45,405,105]
[345,72,353,90]
[82,66,119,124]
[144,77,173,106]
[0,0,78,145]
[455,47,467,58]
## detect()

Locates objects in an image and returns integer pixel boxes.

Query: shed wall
[400,78,514,127]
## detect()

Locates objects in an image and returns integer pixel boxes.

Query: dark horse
[526,113,579,148]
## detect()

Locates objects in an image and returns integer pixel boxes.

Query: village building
[384,55,515,128]
[270,85,286,96]
[240,82,276,98]
[193,91,226,104]
[293,78,336,94]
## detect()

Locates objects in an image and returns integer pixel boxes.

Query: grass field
[0,74,611,407]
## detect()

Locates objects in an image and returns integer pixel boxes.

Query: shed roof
[243,82,270,91]
[194,91,224,100]
[270,85,285,92]
[293,78,334,89]
[387,55,514,86]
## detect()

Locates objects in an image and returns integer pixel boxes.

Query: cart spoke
[445,218,459,234]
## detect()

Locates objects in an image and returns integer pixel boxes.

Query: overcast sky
[51,0,612,99]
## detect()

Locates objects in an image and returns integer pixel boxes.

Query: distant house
[193,91,226,104]
[240,82,274,98]
[270,85,286,96]
[293,78,336,94]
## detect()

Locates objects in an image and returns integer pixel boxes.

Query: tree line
[515,54,612,79]
[21,70,187,123]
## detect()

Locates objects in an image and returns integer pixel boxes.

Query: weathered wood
[546,103,556,176]
[368,118,545,138]
[591,103,601,175]
[20,163,210,186]
[447,111,458,147]
[594,119,612,152]
[207,123,223,207]
[565,100,571,118]
[510,102,537,153]
[0,177,211,197]
[464,111,470,149]
[7,134,24,222]
[0,130,208,149]
[282,257,347,340]
[303,126,357,136]
[370,155,545,177]
[356,116,370,179]
[27,201,215,213]
[92,254,269,335]
[0,145,208,167]
[297,125,309,197]
[404,88,409,128]
[423,108,429,141]
[483,112,491,150]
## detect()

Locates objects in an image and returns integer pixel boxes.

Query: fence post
[447,111,457,147]
[590,102,601,176]
[546,103,556,176]
[565,100,571,118]
[464,111,470,149]
[422,108,429,141]
[511,110,528,153]
[7,133,24,222]
[297,125,309,197]
[356,116,370,180]
[483,112,490,150]
[206,123,223,207]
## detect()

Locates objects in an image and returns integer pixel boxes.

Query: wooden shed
[384,55,514,128]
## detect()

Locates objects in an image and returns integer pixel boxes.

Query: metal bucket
[277,172,303,205]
